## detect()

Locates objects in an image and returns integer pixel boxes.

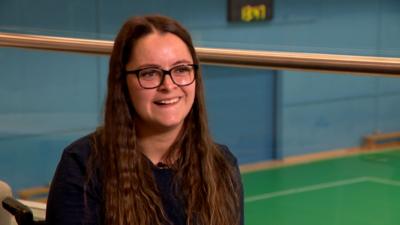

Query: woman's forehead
[128,32,192,68]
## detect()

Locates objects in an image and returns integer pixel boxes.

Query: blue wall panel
[378,77,400,95]
[0,47,101,191]
[380,0,400,56]
[282,72,377,105]
[0,0,97,37]
[277,0,400,158]
[280,98,376,157]
[203,66,275,163]
[377,94,400,133]
[0,48,100,113]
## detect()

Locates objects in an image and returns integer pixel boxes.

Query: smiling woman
[125,32,197,152]
[45,15,243,225]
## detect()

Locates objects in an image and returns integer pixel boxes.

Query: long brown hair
[88,15,241,225]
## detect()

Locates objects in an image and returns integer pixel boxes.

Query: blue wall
[1,0,400,191]
[273,0,400,157]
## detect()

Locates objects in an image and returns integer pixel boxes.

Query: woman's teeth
[156,97,180,105]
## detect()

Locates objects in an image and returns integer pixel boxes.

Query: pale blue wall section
[187,0,383,54]
[0,49,99,113]
[380,0,400,56]
[377,95,400,132]
[277,0,400,157]
[0,0,101,191]
[0,0,97,37]
[280,98,376,156]
[377,78,400,133]
[282,72,377,105]
[378,77,400,95]
[0,48,100,191]
[279,72,400,157]
[203,66,276,163]
[279,72,377,156]
[97,0,228,38]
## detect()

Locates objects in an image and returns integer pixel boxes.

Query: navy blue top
[46,135,244,225]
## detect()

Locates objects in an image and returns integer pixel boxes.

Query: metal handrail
[1,32,400,76]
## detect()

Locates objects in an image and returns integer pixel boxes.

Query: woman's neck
[136,123,182,165]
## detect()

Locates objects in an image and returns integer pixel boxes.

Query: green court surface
[242,148,400,225]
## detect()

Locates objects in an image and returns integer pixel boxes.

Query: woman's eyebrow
[171,59,193,66]
[134,60,193,70]
[134,64,161,69]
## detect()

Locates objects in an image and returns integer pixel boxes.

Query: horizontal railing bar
[1,32,400,76]
[0,32,112,54]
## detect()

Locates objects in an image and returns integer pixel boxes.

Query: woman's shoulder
[49,133,97,192]
[215,143,239,166]
[59,133,94,169]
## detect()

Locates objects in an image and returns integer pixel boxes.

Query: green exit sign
[228,0,273,22]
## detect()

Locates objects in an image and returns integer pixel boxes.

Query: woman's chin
[142,118,184,133]
[157,120,184,131]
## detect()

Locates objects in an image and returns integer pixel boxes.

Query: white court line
[245,177,369,203]
[366,177,400,187]
[245,176,400,203]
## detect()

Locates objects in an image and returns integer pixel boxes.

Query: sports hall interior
[1,0,400,224]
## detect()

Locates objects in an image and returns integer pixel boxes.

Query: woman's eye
[140,69,159,78]
[174,66,190,74]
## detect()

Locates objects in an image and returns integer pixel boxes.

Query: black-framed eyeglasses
[125,64,198,89]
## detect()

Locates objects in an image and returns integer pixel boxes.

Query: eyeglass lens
[138,65,195,88]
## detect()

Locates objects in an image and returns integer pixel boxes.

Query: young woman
[46,15,243,225]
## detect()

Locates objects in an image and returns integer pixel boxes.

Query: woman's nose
[158,74,177,90]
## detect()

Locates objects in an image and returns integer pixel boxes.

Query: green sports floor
[242,148,400,225]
